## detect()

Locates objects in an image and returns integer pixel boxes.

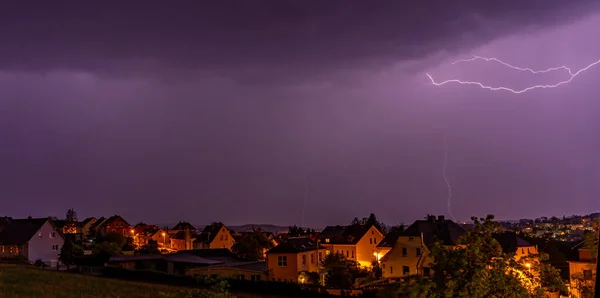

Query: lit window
[325,238,330,243]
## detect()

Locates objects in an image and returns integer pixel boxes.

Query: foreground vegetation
[0,265,238,298]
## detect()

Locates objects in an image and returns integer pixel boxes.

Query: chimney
[427,215,436,222]
[438,215,445,222]
[184,226,191,250]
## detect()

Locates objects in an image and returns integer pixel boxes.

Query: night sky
[2,1,600,227]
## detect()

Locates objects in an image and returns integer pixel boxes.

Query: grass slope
[0,265,207,298]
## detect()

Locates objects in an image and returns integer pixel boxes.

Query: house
[266,237,325,283]
[93,215,132,237]
[88,217,107,238]
[319,223,384,267]
[0,217,65,267]
[568,248,596,298]
[493,232,539,262]
[149,229,170,248]
[172,222,197,233]
[195,222,235,250]
[79,217,97,237]
[185,249,267,281]
[170,229,195,251]
[379,215,466,278]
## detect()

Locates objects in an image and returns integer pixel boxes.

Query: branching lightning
[442,136,456,222]
[426,55,600,93]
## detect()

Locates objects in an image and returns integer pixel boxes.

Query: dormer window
[325,238,330,243]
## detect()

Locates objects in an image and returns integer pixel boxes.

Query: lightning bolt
[426,55,600,93]
[443,136,456,222]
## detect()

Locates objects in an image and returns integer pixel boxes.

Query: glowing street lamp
[162,232,166,246]
[525,263,531,273]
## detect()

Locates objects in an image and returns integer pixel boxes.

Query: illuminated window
[277,256,287,267]
[325,238,330,243]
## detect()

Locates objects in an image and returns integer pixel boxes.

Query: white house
[0,217,65,267]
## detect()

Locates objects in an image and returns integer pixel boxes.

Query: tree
[136,239,161,255]
[395,215,561,298]
[365,213,387,234]
[93,242,122,263]
[97,231,127,248]
[288,225,305,237]
[64,208,78,234]
[231,228,273,260]
[59,234,84,267]
[321,252,368,289]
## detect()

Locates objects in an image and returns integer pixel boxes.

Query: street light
[525,263,531,273]
[162,232,166,246]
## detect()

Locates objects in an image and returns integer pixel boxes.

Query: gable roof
[104,215,130,226]
[0,218,60,245]
[197,222,229,244]
[172,222,196,231]
[377,229,405,248]
[267,237,325,254]
[319,224,377,244]
[79,217,96,227]
[89,217,106,231]
[493,232,534,254]
[404,218,467,247]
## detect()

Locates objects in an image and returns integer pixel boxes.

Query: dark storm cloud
[1,0,599,79]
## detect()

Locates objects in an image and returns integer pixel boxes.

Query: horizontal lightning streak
[426,55,600,94]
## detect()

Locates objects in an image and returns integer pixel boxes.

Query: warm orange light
[130,229,134,234]
[525,263,531,268]
[162,232,166,236]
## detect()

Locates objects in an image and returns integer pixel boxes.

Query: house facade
[0,218,65,267]
[320,224,384,267]
[195,223,235,250]
[101,215,132,236]
[569,248,596,298]
[379,215,466,279]
[266,237,325,283]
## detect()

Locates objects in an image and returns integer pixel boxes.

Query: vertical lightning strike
[443,136,457,222]
[426,55,600,93]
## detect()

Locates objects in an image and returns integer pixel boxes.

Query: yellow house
[492,232,539,265]
[568,248,596,298]
[379,215,466,279]
[195,222,235,250]
[266,237,325,283]
[319,224,384,267]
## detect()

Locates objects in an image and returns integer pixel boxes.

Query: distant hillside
[228,224,290,235]
[153,223,291,235]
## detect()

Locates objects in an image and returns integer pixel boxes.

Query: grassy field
[0,264,260,298]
